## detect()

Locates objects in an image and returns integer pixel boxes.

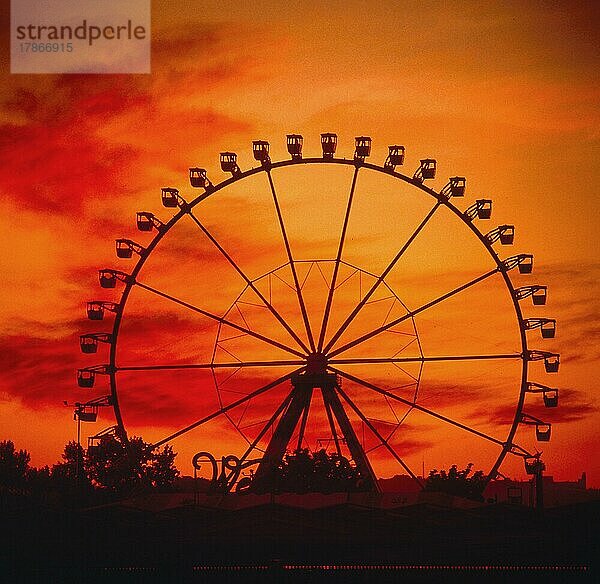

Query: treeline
[0,434,179,507]
[256,448,372,494]
[2,435,488,506]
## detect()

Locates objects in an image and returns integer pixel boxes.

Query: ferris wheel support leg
[227,389,296,491]
[250,384,314,493]
[296,390,313,451]
[323,397,342,457]
[334,384,423,489]
[322,384,380,493]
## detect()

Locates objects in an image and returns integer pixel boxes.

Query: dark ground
[1,498,598,583]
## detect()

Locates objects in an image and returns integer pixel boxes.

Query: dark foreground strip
[4,563,593,583]
[276,564,589,571]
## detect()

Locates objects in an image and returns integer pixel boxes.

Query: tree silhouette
[0,440,30,493]
[26,465,52,502]
[424,463,486,501]
[86,435,148,493]
[51,441,92,497]
[272,448,367,493]
[85,434,179,494]
[147,444,179,491]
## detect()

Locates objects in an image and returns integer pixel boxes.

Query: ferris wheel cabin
[413,159,437,182]
[421,159,436,179]
[161,187,180,208]
[99,270,117,288]
[354,136,372,161]
[86,301,117,320]
[515,285,547,305]
[286,134,303,159]
[522,413,552,442]
[385,145,405,170]
[75,407,97,423]
[77,369,95,388]
[252,140,271,164]
[115,239,133,258]
[524,318,557,340]
[136,212,155,232]
[449,176,466,197]
[518,254,534,274]
[525,456,545,475]
[536,423,552,442]
[498,225,515,245]
[79,334,98,354]
[189,168,209,188]
[532,286,548,305]
[321,133,338,159]
[79,333,111,354]
[220,152,240,176]
[544,354,560,373]
[526,382,559,408]
[86,302,104,320]
[476,199,492,220]
[541,319,557,338]
[87,426,121,454]
[543,388,559,407]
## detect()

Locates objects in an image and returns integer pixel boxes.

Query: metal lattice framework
[77,134,560,492]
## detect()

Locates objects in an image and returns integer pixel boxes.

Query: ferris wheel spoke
[266,170,316,352]
[134,280,306,358]
[324,201,441,354]
[117,359,306,372]
[186,210,310,354]
[335,383,424,488]
[317,166,360,352]
[328,353,522,366]
[152,367,304,448]
[330,367,506,448]
[329,267,499,358]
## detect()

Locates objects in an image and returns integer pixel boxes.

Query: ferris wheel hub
[305,352,329,374]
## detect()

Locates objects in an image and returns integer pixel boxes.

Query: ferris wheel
[77,134,560,493]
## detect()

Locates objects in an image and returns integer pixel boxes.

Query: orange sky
[1,1,598,486]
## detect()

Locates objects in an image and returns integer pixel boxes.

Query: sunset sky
[1,1,598,487]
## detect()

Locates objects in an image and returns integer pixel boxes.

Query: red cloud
[471,387,596,426]
[0,117,137,214]
[0,332,79,408]
[0,20,263,218]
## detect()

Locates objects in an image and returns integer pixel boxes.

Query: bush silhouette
[85,434,179,494]
[424,463,486,501]
[270,448,367,493]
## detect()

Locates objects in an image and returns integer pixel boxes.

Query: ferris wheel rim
[80,150,555,488]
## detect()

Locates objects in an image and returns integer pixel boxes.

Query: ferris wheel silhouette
[77,133,559,493]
